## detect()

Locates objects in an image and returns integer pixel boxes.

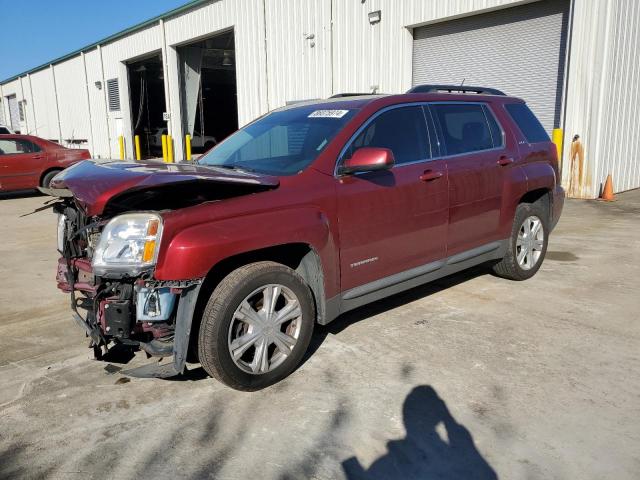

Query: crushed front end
[53,197,201,378]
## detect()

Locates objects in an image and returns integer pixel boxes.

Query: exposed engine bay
[39,159,280,377]
[53,198,201,375]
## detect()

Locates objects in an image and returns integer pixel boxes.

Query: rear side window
[0,127,10,134]
[346,106,430,165]
[0,139,40,155]
[431,103,498,155]
[505,103,550,143]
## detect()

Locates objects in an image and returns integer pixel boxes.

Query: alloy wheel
[227,284,302,374]
[516,215,544,270]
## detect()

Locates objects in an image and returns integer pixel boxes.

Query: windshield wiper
[202,164,257,174]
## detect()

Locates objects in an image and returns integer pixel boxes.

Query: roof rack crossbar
[407,84,506,96]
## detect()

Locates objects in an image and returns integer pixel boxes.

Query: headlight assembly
[92,213,163,277]
[57,213,66,252]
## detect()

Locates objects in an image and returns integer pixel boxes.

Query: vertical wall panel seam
[591,0,613,195]
[97,45,113,158]
[50,65,62,142]
[81,52,96,154]
[18,77,29,133]
[27,74,37,136]
[262,0,270,111]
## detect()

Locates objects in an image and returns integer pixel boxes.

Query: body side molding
[320,239,508,325]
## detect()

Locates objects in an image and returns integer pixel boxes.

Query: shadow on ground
[0,189,42,200]
[342,385,497,480]
[304,264,493,364]
[108,264,494,381]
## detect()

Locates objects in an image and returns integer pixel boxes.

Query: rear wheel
[198,261,315,391]
[493,202,548,280]
[41,169,62,189]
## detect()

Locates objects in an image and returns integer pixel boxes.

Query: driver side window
[344,106,431,165]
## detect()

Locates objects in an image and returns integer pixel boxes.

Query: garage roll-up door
[412,0,570,134]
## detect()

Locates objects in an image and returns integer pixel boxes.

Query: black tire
[492,202,549,281]
[198,261,315,391]
[41,169,62,188]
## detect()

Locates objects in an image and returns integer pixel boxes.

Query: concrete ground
[0,189,639,480]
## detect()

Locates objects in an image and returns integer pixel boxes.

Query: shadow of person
[343,386,497,480]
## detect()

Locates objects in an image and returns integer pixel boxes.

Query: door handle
[419,170,443,182]
[33,155,43,159]
[497,156,514,166]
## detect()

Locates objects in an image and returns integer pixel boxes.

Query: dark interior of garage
[179,30,238,153]
[127,53,167,158]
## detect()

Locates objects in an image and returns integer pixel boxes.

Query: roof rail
[407,84,506,96]
[329,93,374,98]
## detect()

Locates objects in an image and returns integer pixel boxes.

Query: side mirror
[339,147,395,175]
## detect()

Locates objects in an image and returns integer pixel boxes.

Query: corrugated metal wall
[83,49,112,158]
[53,56,92,145]
[162,0,268,157]
[563,0,640,197]
[264,0,332,106]
[28,69,60,141]
[2,0,639,196]
[164,0,268,126]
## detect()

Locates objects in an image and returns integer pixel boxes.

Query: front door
[429,103,511,254]
[336,105,448,292]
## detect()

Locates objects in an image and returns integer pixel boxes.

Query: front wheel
[41,169,62,189]
[493,202,549,280]
[198,261,315,390]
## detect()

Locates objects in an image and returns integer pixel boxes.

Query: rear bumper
[550,185,565,231]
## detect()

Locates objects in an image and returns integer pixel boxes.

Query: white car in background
[0,125,15,135]
[149,128,217,153]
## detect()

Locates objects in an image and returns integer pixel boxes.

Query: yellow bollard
[552,128,563,171]
[185,134,192,161]
[161,135,168,162]
[134,135,141,161]
[118,136,125,160]
[167,135,174,163]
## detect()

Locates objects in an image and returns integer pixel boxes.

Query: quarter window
[431,103,498,155]
[345,106,430,165]
[505,103,550,143]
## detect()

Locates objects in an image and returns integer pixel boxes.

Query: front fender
[154,206,336,287]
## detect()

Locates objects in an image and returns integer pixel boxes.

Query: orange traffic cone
[600,174,615,201]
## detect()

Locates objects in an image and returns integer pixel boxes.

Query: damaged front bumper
[58,257,202,378]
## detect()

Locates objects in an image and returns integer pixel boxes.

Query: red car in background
[0,134,91,192]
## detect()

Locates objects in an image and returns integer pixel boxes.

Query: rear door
[336,104,448,291]
[429,102,512,254]
[0,138,45,190]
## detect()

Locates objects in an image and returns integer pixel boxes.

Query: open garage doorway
[128,53,167,158]
[179,29,238,154]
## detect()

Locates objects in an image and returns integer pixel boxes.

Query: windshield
[198,105,357,175]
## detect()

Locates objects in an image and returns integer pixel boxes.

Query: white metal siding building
[1,0,638,198]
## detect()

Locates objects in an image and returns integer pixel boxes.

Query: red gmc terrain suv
[45,85,564,390]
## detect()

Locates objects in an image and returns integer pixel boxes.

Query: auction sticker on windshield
[308,110,349,118]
